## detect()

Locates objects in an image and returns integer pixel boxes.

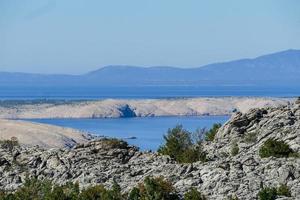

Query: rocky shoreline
[0,100,299,199]
[0,97,291,119]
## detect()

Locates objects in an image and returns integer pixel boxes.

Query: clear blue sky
[0,0,299,74]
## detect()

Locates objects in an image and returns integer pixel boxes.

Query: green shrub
[0,178,124,200]
[128,187,140,200]
[60,182,80,200]
[258,185,292,200]
[158,125,207,163]
[131,176,179,200]
[277,184,291,197]
[14,178,53,200]
[205,123,221,141]
[259,139,294,158]
[158,125,193,159]
[258,187,277,200]
[184,188,206,200]
[79,185,109,200]
[180,146,207,163]
[79,180,123,200]
[231,142,239,156]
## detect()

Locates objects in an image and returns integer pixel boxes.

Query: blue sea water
[28,116,229,151]
[0,86,299,100]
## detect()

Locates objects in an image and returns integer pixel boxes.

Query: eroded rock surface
[0,102,300,199]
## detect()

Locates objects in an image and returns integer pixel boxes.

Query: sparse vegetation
[243,132,258,143]
[231,142,239,156]
[204,123,222,142]
[277,184,291,197]
[130,176,180,200]
[0,177,208,200]
[158,125,207,163]
[227,195,239,200]
[79,180,123,200]
[101,138,129,149]
[258,187,277,200]
[259,139,294,158]
[0,137,19,152]
[258,185,292,200]
[184,188,206,200]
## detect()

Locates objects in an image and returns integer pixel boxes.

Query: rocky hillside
[0,119,89,148]
[0,101,299,199]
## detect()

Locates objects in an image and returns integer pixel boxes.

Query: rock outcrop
[0,101,299,199]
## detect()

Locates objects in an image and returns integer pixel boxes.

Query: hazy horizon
[0,48,298,75]
[1,0,300,74]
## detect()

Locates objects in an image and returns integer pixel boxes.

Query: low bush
[184,188,206,200]
[231,142,239,156]
[129,176,179,200]
[2,177,210,200]
[204,123,221,142]
[259,139,294,158]
[258,187,277,200]
[258,185,292,200]
[277,184,291,197]
[0,178,123,200]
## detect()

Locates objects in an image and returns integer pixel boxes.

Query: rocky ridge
[0,97,290,119]
[0,101,299,199]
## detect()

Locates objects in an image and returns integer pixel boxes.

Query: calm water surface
[1,86,299,99]
[28,116,229,150]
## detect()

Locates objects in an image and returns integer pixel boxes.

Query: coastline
[0,97,293,119]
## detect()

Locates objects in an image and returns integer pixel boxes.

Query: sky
[0,0,299,74]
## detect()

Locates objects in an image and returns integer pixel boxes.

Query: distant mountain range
[1,49,300,87]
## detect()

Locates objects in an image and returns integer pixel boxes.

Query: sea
[0,85,299,100]
[28,116,229,151]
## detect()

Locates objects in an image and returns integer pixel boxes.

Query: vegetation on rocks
[0,177,206,200]
[243,132,257,143]
[158,125,207,163]
[0,137,19,152]
[101,138,129,149]
[277,184,291,197]
[183,188,206,200]
[204,123,221,141]
[258,187,277,200]
[129,176,179,200]
[230,142,239,156]
[259,139,294,158]
[258,184,291,200]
